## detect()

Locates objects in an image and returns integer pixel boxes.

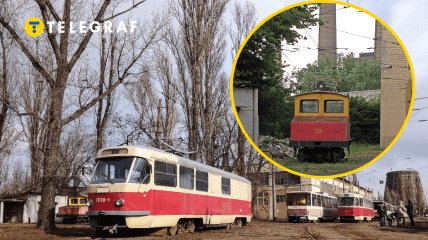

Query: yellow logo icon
[25,17,44,37]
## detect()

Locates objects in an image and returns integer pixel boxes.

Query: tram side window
[324,100,344,113]
[317,195,321,207]
[221,177,231,195]
[326,197,331,208]
[129,158,151,184]
[179,166,194,190]
[300,100,319,113]
[359,198,363,207]
[196,170,209,192]
[312,194,317,207]
[154,161,177,187]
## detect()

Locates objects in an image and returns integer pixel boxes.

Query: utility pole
[272,165,276,221]
[156,99,162,148]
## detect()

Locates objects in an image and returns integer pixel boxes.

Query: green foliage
[234,4,321,138]
[295,53,381,93]
[349,95,380,144]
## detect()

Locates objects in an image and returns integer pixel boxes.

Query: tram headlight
[86,199,93,207]
[115,199,123,207]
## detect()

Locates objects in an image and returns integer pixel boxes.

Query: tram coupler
[103,224,118,234]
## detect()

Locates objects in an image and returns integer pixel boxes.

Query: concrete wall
[234,87,259,146]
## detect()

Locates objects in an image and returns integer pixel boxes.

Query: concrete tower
[318,3,337,62]
[384,171,426,216]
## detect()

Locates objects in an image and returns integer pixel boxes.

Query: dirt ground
[2,218,428,239]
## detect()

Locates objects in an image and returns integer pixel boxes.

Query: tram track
[305,225,316,240]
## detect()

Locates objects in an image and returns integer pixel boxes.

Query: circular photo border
[230,0,415,179]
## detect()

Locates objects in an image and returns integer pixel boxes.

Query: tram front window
[91,157,134,184]
[338,197,358,207]
[287,193,311,206]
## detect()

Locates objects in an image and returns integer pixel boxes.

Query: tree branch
[0,16,55,88]
[45,0,62,22]
[101,0,147,22]
[61,75,127,125]
[67,0,111,71]
[36,0,61,62]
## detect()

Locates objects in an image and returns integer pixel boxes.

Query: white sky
[234,0,428,200]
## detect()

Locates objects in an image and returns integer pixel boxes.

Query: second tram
[287,191,338,223]
[338,193,374,222]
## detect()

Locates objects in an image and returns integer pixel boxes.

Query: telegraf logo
[25,18,137,37]
[25,17,45,37]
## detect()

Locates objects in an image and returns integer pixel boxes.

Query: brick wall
[380,26,412,148]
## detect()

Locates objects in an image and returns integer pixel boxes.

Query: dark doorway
[3,201,25,223]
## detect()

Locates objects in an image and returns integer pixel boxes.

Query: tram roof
[97,146,250,184]
[338,192,372,199]
[294,91,349,98]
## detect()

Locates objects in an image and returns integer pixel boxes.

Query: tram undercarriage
[296,147,346,163]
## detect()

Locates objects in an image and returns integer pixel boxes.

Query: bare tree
[229,0,257,61]
[0,0,166,232]
[165,0,229,165]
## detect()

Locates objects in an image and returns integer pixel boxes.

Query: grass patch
[274,144,385,176]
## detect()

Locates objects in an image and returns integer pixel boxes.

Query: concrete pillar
[0,201,3,223]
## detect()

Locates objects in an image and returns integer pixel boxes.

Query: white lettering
[58,21,65,33]
[130,21,137,33]
[89,21,100,33]
[116,21,127,33]
[103,21,113,33]
[46,21,55,33]
[70,21,76,33]
[80,21,87,33]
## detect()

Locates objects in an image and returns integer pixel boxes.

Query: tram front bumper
[87,211,150,228]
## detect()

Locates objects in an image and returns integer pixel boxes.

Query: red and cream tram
[287,191,337,223]
[338,193,374,222]
[86,146,251,236]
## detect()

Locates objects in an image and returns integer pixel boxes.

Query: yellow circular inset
[230,1,415,179]
[25,17,44,37]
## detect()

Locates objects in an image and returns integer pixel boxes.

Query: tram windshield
[373,202,382,210]
[338,197,358,207]
[91,157,134,184]
[287,193,311,206]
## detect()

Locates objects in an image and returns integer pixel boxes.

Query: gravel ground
[2,218,428,239]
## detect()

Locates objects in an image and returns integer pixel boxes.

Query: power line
[285,14,400,46]
[410,104,428,118]
[414,97,428,101]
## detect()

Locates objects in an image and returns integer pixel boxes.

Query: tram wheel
[226,224,232,229]
[62,218,69,224]
[235,219,243,228]
[94,228,106,238]
[167,225,178,236]
[187,221,195,233]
